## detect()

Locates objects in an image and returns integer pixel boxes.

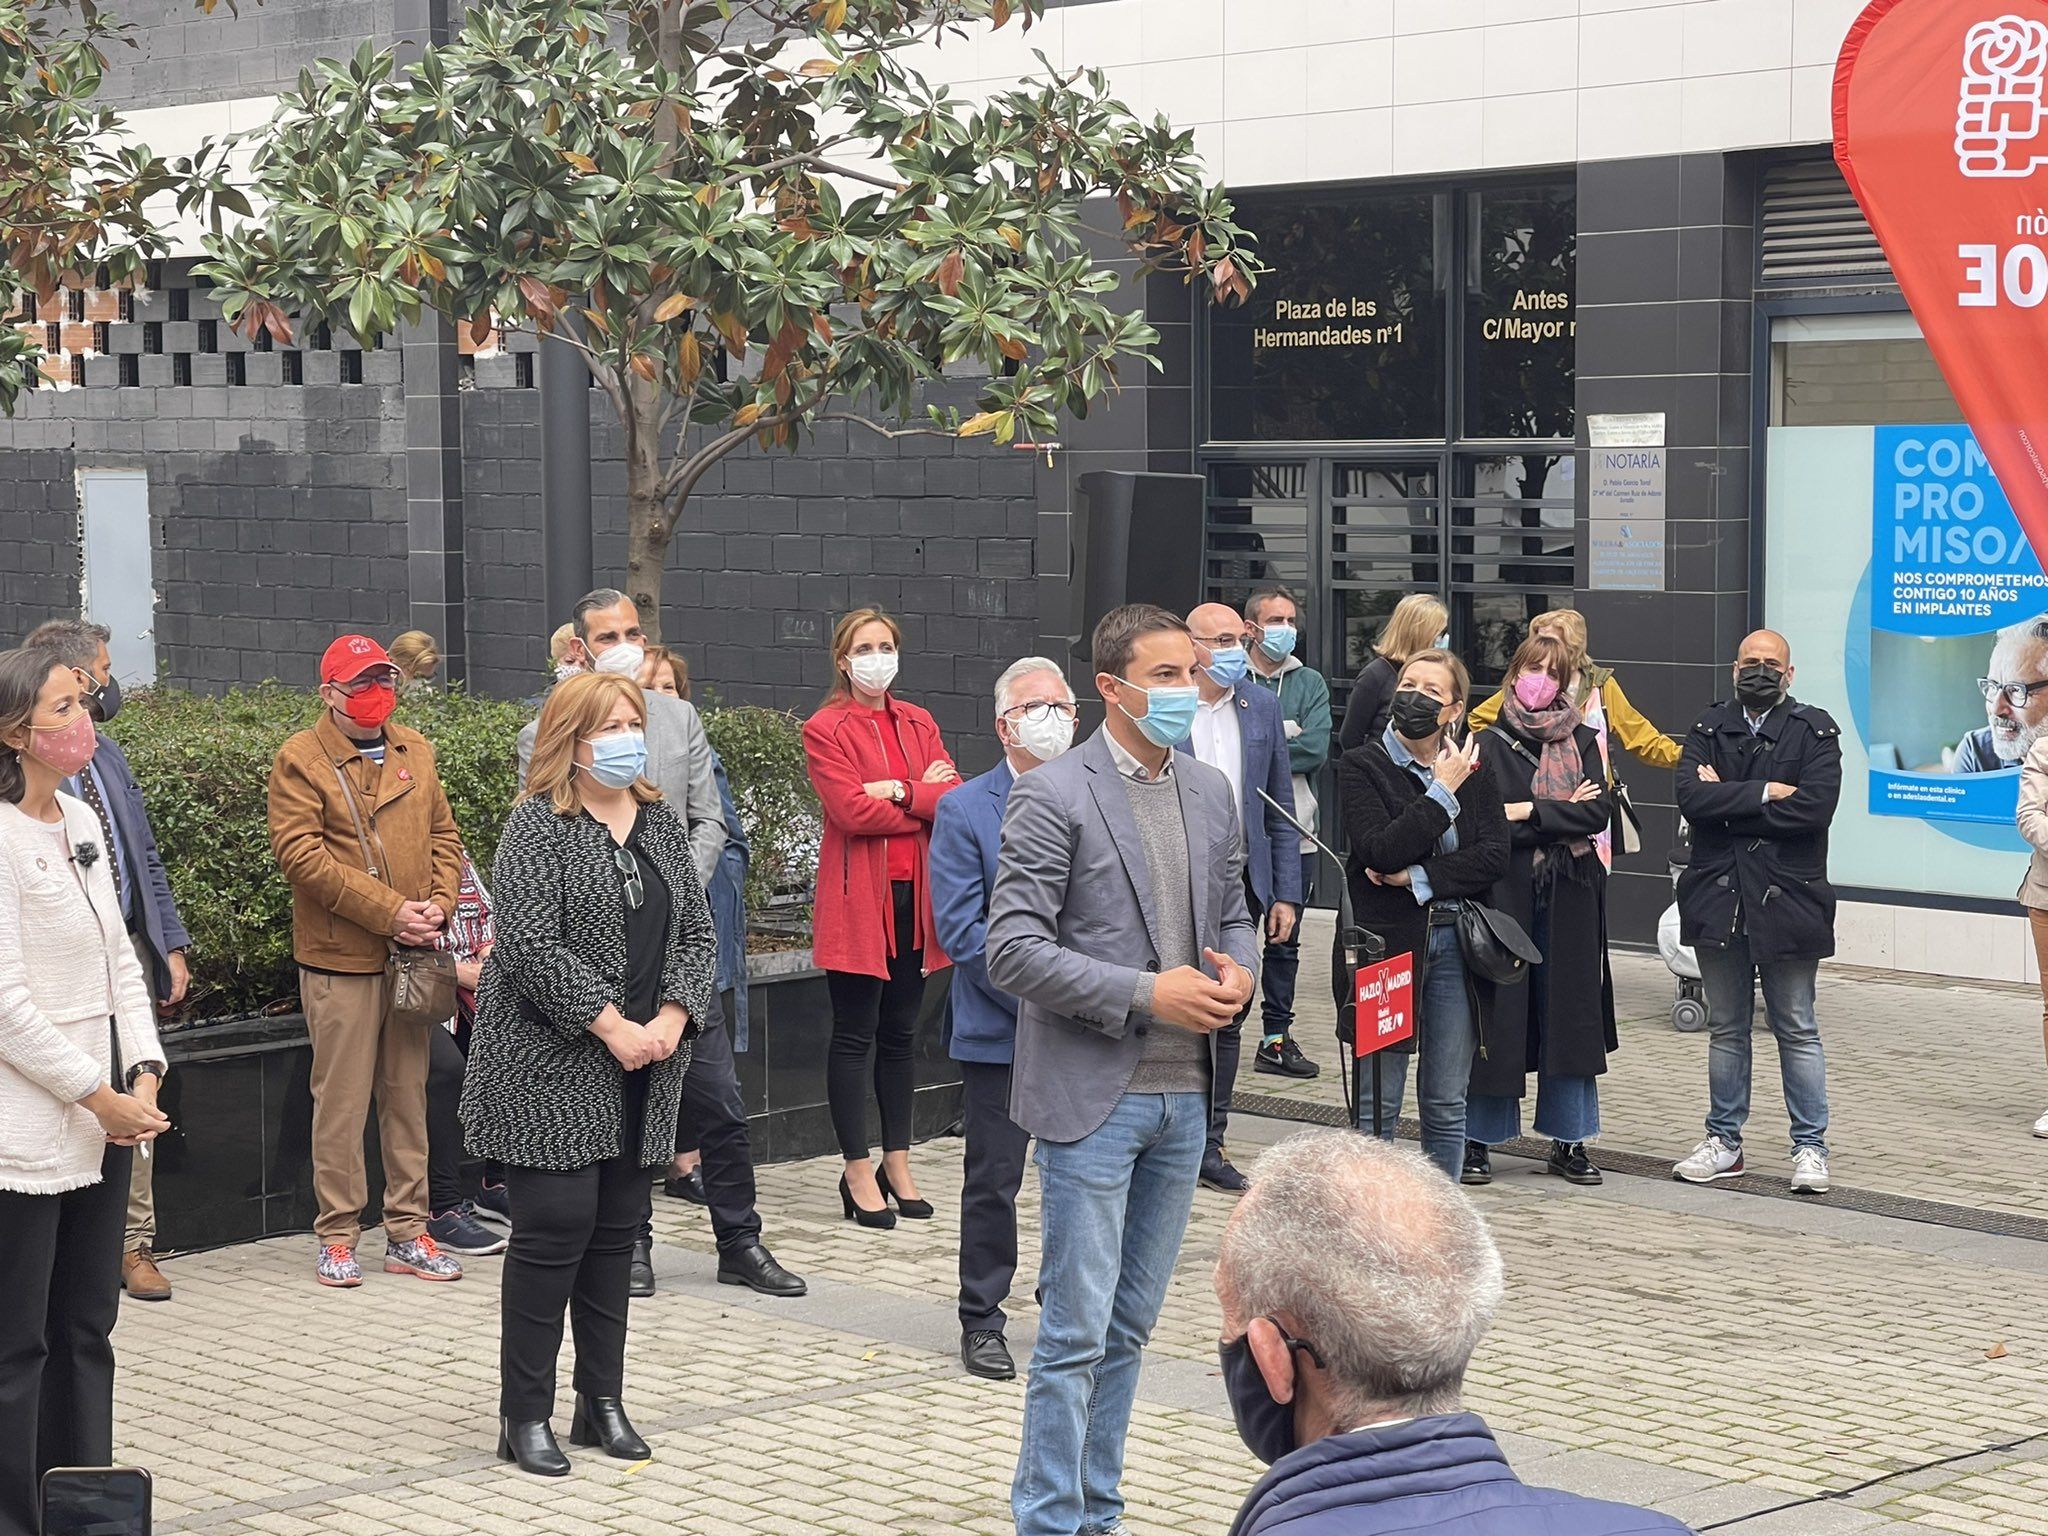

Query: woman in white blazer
[0,647,170,1536]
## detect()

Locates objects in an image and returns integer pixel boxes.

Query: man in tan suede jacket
[268,634,464,1289]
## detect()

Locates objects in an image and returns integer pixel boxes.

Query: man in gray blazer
[515,590,803,1300]
[988,603,1259,1536]
[515,589,724,882]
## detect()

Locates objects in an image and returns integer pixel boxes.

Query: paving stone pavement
[111,930,2048,1536]
[1239,915,2048,1220]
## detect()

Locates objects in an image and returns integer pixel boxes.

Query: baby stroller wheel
[1671,995,1709,1033]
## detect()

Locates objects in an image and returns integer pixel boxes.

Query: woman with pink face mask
[1461,633,1616,1190]
[0,648,168,1534]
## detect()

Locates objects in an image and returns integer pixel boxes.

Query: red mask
[28,711,98,776]
[337,682,397,731]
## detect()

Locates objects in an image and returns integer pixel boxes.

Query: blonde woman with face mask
[801,609,962,1227]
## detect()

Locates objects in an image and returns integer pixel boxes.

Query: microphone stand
[1256,790,1388,1138]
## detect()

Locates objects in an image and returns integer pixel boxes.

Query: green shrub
[702,701,819,930]
[109,684,816,1020]
[112,684,526,1020]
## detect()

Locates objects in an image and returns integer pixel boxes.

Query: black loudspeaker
[1071,471,1205,676]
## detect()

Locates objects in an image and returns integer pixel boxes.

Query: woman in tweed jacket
[461,673,715,1477]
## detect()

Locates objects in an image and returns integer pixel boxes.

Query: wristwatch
[891,780,909,805]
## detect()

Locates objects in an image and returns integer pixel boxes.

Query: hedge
[111,685,817,1022]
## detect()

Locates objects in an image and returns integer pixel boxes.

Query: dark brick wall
[0,276,410,683]
[461,380,1047,776]
[92,0,393,112]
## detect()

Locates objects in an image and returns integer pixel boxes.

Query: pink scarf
[1497,693,1594,868]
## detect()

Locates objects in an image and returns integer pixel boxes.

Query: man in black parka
[1672,629,1840,1195]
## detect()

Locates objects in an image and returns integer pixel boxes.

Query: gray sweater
[1122,773,1211,1096]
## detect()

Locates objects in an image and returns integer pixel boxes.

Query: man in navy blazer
[1182,603,1301,1194]
[26,620,191,1302]
[929,656,1079,1385]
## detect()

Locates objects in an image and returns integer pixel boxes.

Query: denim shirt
[1381,725,1460,906]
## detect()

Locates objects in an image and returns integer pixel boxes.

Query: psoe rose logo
[1957,14,2048,177]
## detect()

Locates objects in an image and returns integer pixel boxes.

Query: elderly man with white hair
[929,656,1079,1384]
[1215,1131,1691,1536]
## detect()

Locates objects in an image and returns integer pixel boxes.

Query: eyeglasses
[1002,700,1078,724]
[614,846,644,911]
[331,671,397,695]
[1194,634,1242,649]
[1978,677,2048,709]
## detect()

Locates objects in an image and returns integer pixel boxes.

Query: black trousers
[1207,881,1264,1156]
[956,1059,1030,1334]
[824,881,926,1159]
[498,1081,649,1420]
[0,1142,131,1536]
[655,989,760,1253]
[426,1026,467,1215]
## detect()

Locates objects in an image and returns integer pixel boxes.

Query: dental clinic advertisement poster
[1871,425,2048,822]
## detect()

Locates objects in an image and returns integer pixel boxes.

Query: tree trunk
[624,377,669,643]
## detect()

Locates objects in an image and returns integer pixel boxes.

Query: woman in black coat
[1337,592,1450,753]
[461,673,716,1477]
[1338,647,1510,1181]
[1463,633,1616,1188]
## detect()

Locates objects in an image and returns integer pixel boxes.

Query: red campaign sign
[1354,952,1415,1058]
[1837,2,2048,567]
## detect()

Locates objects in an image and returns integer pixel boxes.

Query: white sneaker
[2034,1109,2048,1139]
[1789,1146,1830,1194]
[1672,1135,1745,1184]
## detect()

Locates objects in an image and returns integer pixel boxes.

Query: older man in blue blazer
[929,656,1078,1385]
[25,619,191,1303]
[1181,602,1301,1194]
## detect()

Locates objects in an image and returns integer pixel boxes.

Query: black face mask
[1219,1324,1326,1466]
[80,671,121,724]
[1388,687,1445,742]
[1734,663,1786,712]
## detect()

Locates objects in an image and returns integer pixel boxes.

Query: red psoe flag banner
[1836,3,2048,566]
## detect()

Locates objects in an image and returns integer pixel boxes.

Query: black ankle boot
[497,1417,570,1477]
[627,1236,655,1297]
[569,1394,650,1461]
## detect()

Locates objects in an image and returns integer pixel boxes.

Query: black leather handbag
[1455,901,1543,986]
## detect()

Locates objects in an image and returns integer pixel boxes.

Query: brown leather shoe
[122,1248,172,1301]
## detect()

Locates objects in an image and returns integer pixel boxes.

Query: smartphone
[40,1468,151,1536]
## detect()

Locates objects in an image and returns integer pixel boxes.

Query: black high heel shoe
[497,1417,570,1477]
[569,1394,651,1461]
[875,1165,934,1220]
[839,1173,897,1229]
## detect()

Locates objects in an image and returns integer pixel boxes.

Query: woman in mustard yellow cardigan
[1469,609,1676,868]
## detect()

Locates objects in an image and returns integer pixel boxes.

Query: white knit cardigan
[0,793,164,1194]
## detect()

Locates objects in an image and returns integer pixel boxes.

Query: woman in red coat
[802,609,960,1228]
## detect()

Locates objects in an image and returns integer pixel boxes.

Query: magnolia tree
[197,0,1258,640]
[0,0,245,412]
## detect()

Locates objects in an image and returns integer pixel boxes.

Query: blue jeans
[1259,853,1317,1040]
[1467,1075,1601,1144]
[1013,1092,1206,1536]
[1696,938,1830,1155]
[1358,923,1476,1180]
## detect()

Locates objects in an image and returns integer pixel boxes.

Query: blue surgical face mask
[581,730,647,789]
[1257,624,1297,662]
[1205,645,1250,688]
[1117,680,1200,749]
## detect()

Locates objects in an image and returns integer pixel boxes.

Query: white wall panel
[891,0,1872,186]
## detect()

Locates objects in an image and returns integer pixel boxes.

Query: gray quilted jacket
[460,793,716,1170]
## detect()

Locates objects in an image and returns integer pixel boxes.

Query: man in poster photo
[1953,613,2048,771]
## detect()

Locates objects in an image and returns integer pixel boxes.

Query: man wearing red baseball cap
[267,635,466,1288]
